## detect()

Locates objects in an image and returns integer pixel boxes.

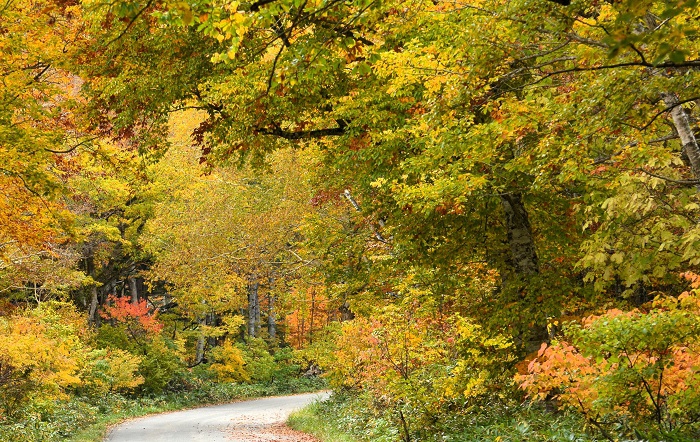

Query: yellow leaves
[0,304,88,412]
[210,340,249,382]
[81,348,144,394]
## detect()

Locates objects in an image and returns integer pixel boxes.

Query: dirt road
[104,391,329,442]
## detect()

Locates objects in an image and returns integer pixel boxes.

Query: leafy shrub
[95,301,183,395]
[0,397,98,442]
[294,392,599,442]
[239,337,276,383]
[519,277,700,441]
[0,303,86,416]
[210,340,249,382]
[77,348,144,395]
[329,306,515,440]
[138,336,183,394]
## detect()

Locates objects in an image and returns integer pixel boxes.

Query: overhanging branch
[255,119,348,139]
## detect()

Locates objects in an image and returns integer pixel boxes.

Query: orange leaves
[517,340,600,410]
[100,295,163,334]
[681,270,700,289]
[518,288,700,435]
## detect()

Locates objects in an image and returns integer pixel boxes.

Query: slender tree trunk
[254,291,261,337]
[248,277,259,338]
[195,315,207,365]
[309,286,316,344]
[88,286,99,326]
[662,93,700,189]
[500,193,539,275]
[268,293,277,340]
[86,256,101,326]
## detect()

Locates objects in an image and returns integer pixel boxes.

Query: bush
[329,307,515,440]
[239,337,277,383]
[77,348,144,396]
[519,281,700,441]
[138,336,184,394]
[210,340,249,382]
[0,303,86,416]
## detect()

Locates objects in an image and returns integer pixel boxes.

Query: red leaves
[100,295,163,334]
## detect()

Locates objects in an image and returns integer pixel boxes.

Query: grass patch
[288,401,359,442]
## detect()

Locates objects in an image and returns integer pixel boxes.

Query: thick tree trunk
[247,277,259,338]
[662,93,700,189]
[88,286,99,326]
[500,193,539,275]
[339,301,355,321]
[129,277,139,305]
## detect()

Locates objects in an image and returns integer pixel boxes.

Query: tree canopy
[3,0,700,440]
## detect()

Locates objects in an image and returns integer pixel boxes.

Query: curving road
[104,391,329,442]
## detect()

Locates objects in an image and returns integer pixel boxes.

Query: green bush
[138,336,184,394]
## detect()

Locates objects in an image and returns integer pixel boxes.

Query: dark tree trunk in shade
[248,277,260,338]
[500,193,539,275]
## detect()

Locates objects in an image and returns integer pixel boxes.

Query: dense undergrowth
[290,391,600,442]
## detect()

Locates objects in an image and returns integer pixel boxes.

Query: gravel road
[104,391,329,442]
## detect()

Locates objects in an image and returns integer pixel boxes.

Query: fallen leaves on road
[229,421,319,441]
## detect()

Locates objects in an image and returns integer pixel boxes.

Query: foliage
[238,337,278,383]
[78,348,144,395]
[209,340,249,382]
[7,0,700,440]
[291,391,600,442]
[0,303,86,416]
[100,295,163,335]
[329,306,515,439]
[519,275,700,441]
[96,299,182,394]
[136,336,184,394]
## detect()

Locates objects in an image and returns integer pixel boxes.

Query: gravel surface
[104,391,329,442]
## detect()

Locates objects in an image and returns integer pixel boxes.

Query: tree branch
[250,0,277,12]
[256,119,348,139]
[105,0,155,47]
[44,136,98,154]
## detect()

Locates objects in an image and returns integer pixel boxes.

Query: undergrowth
[289,391,602,442]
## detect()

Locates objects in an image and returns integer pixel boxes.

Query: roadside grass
[287,391,600,442]
[288,401,359,442]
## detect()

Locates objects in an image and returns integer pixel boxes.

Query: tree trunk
[309,286,316,344]
[86,256,100,326]
[500,193,539,275]
[662,93,700,189]
[129,277,139,305]
[248,277,259,338]
[268,293,277,340]
[195,316,206,365]
[88,286,99,326]
[339,301,355,321]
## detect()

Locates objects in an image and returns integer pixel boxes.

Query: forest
[3,0,700,440]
